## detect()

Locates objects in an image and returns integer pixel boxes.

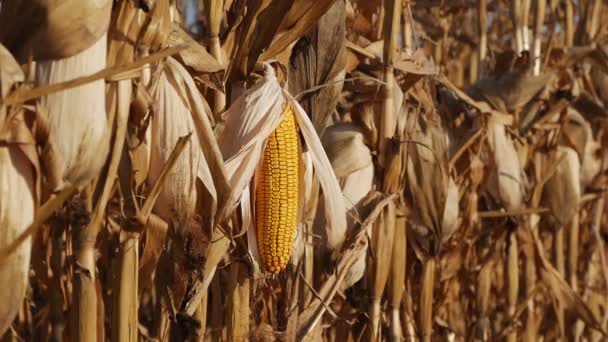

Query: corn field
[1,0,608,341]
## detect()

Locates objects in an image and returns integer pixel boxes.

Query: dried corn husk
[403,111,454,252]
[561,109,601,187]
[543,146,581,227]
[217,64,346,270]
[0,0,112,60]
[0,44,36,336]
[36,33,110,191]
[487,121,525,210]
[0,147,36,335]
[148,57,217,233]
[321,123,374,288]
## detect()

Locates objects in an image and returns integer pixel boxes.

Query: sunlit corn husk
[487,121,525,211]
[148,57,217,232]
[36,33,109,191]
[543,146,581,227]
[321,123,374,288]
[217,64,346,273]
[0,146,36,335]
[562,109,601,188]
[0,0,112,61]
[0,45,36,336]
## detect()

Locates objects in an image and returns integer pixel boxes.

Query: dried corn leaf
[227,0,293,80]
[526,225,607,336]
[288,0,346,134]
[0,0,112,60]
[297,193,394,338]
[467,71,551,113]
[261,0,340,61]
[165,24,224,73]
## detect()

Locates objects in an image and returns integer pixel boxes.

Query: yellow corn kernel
[255,105,300,273]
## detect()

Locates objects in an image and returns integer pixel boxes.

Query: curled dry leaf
[217,64,346,271]
[542,146,581,227]
[0,45,36,336]
[149,57,218,234]
[0,0,112,61]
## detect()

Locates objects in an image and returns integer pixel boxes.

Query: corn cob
[255,105,300,273]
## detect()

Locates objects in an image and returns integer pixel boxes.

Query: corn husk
[543,146,581,227]
[0,147,36,335]
[487,121,525,211]
[217,64,346,270]
[321,123,374,288]
[148,57,217,231]
[561,108,601,188]
[0,0,112,61]
[0,44,36,336]
[36,33,109,191]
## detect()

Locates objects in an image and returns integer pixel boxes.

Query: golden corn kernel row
[255,105,300,273]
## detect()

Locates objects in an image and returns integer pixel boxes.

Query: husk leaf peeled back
[217,64,346,268]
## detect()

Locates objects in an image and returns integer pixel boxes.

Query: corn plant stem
[369,201,396,341]
[420,257,435,342]
[389,216,407,341]
[524,252,538,342]
[554,226,565,338]
[195,293,208,342]
[478,0,487,77]
[226,262,250,342]
[478,260,492,340]
[210,35,226,117]
[512,0,524,54]
[72,79,130,342]
[568,214,580,290]
[522,0,531,51]
[532,0,546,75]
[210,275,224,341]
[588,0,602,41]
[565,0,574,46]
[507,230,519,342]
[111,232,139,342]
[50,223,65,342]
[403,2,413,55]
